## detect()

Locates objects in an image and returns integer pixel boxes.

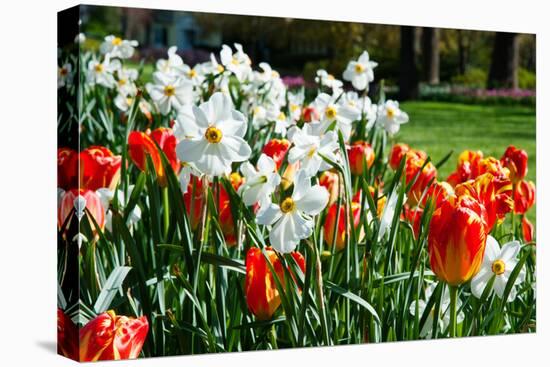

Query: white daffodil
[288,89,305,122]
[315,69,343,94]
[342,50,378,91]
[156,46,185,76]
[97,187,142,232]
[238,154,281,208]
[343,92,378,130]
[252,105,269,129]
[257,169,328,253]
[58,63,73,89]
[287,125,339,177]
[100,35,138,59]
[115,67,139,96]
[201,52,226,76]
[377,100,409,135]
[254,62,280,84]
[180,64,205,87]
[409,282,465,339]
[87,56,120,88]
[220,43,252,82]
[175,92,252,177]
[313,93,361,141]
[273,110,292,137]
[471,236,526,302]
[146,71,193,115]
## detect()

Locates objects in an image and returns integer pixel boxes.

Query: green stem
[162,186,170,240]
[449,285,458,338]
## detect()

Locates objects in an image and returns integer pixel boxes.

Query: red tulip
[501,145,528,184]
[513,180,535,214]
[348,141,375,176]
[80,146,122,191]
[423,181,454,208]
[128,128,179,186]
[245,247,305,320]
[404,206,423,239]
[218,172,244,246]
[522,217,534,242]
[58,309,78,361]
[475,156,510,180]
[183,175,205,230]
[324,200,361,251]
[428,195,488,286]
[58,147,78,190]
[446,150,483,187]
[58,189,105,230]
[455,173,513,232]
[79,310,149,362]
[388,143,427,171]
[262,138,290,170]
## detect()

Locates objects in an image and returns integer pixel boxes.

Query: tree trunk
[399,26,419,100]
[488,32,519,89]
[422,27,440,84]
[457,30,467,75]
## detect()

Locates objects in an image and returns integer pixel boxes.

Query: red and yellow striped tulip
[405,156,437,207]
[446,150,483,187]
[423,181,454,208]
[428,195,488,286]
[319,170,341,206]
[79,310,149,362]
[522,217,534,242]
[80,146,122,191]
[128,128,179,186]
[348,141,375,176]
[455,173,513,232]
[245,247,305,320]
[513,180,535,214]
[501,145,528,184]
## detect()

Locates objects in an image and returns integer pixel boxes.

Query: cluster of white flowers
[62,35,414,253]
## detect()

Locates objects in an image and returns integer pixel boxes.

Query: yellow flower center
[278,112,286,120]
[126,97,133,106]
[307,146,317,158]
[217,64,225,73]
[188,69,197,78]
[231,56,239,65]
[355,63,364,73]
[94,64,104,73]
[280,197,296,213]
[118,79,127,86]
[112,37,123,46]
[327,74,335,80]
[386,107,395,119]
[290,103,299,112]
[491,259,506,275]
[205,126,223,144]
[325,106,337,120]
[164,85,176,97]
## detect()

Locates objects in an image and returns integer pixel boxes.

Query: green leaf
[325,281,380,323]
[93,266,132,314]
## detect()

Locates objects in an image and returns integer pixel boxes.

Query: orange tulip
[404,206,423,239]
[58,189,106,230]
[423,181,454,208]
[428,195,488,286]
[245,247,305,320]
[348,141,375,175]
[183,175,205,230]
[513,180,535,214]
[324,200,361,251]
[128,128,179,186]
[58,147,79,190]
[262,138,290,170]
[218,172,243,246]
[522,217,534,242]
[58,309,78,361]
[475,156,510,180]
[388,143,426,171]
[79,310,149,362]
[80,146,122,191]
[446,150,483,187]
[319,170,341,206]
[455,173,513,232]
[501,145,528,184]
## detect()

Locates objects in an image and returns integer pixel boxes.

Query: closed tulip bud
[183,175,205,230]
[522,217,534,242]
[58,309,78,360]
[80,146,122,191]
[128,128,179,186]
[218,173,243,246]
[406,156,437,207]
[245,247,305,320]
[79,310,149,362]
[428,195,488,286]
[501,145,528,184]
[513,180,535,214]
[58,189,106,230]
[348,141,375,176]
[319,170,341,206]
[404,206,423,240]
[324,201,361,251]
[302,105,319,122]
[388,143,410,170]
[455,173,513,232]
[58,147,78,190]
[262,138,290,170]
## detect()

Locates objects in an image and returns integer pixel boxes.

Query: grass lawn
[398,101,536,223]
